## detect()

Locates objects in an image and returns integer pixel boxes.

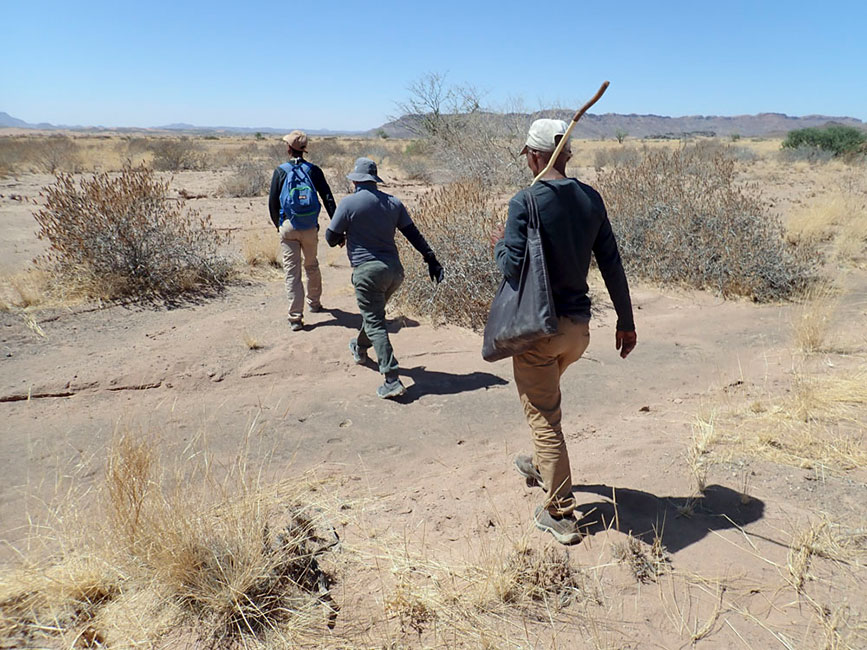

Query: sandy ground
[1,159,865,648]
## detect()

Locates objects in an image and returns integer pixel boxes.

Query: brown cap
[281,130,308,152]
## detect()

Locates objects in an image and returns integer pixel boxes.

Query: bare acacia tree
[394,73,529,188]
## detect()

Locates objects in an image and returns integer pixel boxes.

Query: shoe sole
[514,458,545,490]
[534,517,584,545]
[378,385,406,399]
[348,341,368,365]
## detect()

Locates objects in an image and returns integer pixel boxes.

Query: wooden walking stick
[531,80,610,185]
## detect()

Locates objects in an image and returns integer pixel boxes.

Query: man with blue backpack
[268,130,337,331]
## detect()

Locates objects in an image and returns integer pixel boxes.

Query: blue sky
[3,0,865,130]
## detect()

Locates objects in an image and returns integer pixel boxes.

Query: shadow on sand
[569,483,765,553]
[313,308,419,333]
[395,366,509,404]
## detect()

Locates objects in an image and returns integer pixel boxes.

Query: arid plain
[0,132,865,648]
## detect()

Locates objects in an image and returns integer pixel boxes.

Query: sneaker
[349,339,368,365]
[534,506,584,545]
[514,454,545,490]
[377,378,406,399]
[290,320,304,332]
[309,303,324,313]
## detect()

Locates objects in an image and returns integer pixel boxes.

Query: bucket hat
[346,157,384,183]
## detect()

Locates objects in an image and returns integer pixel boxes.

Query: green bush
[781,125,866,157]
[597,146,816,301]
[34,165,232,299]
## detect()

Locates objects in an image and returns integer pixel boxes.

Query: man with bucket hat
[494,118,637,544]
[268,130,337,331]
[325,157,444,399]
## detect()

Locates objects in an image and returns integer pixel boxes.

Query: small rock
[639,405,650,412]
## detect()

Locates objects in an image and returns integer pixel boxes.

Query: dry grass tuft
[393,179,501,330]
[374,533,605,647]
[793,279,841,353]
[242,331,263,350]
[787,175,867,266]
[0,431,340,649]
[686,412,718,494]
[0,270,52,311]
[613,532,670,584]
[709,365,867,472]
[242,229,282,268]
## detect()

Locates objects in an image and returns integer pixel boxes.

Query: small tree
[394,72,529,188]
[615,129,628,144]
[782,125,866,157]
[151,137,206,171]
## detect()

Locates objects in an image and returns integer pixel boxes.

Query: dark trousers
[351,260,404,376]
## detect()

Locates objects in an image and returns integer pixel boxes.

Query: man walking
[269,130,337,331]
[325,157,444,399]
[494,119,637,544]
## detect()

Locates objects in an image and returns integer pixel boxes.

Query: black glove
[425,252,444,284]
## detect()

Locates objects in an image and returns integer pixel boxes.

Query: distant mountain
[0,112,31,128]
[377,111,866,139]
[3,110,864,139]
[0,112,364,136]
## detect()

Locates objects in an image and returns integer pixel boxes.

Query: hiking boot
[349,338,368,365]
[309,303,324,313]
[514,454,545,489]
[377,378,406,399]
[534,506,584,545]
[290,320,304,332]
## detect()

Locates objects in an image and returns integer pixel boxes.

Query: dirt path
[2,169,865,648]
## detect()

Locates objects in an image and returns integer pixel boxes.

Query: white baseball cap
[520,118,570,154]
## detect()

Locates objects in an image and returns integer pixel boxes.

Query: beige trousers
[279,224,321,322]
[512,317,590,517]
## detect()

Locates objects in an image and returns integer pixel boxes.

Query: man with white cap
[494,119,637,544]
[268,130,337,331]
[325,157,444,399]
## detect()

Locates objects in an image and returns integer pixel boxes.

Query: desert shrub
[392,180,500,329]
[306,138,346,168]
[220,159,270,197]
[782,125,867,157]
[37,134,81,173]
[398,156,433,182]
[150,137,206,171]
[594,145,642,170]
[597,146,815,301]
[778,145,836,164]
[395,73,529,188]
[0,136,81,176]
[34,164,232,299]
[0,139,23,177]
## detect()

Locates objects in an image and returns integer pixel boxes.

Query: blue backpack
[278,160,321,229]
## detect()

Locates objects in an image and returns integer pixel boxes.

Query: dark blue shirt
[495,178,634,331]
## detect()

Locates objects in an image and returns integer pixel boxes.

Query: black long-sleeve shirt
[494,178,635,331]
[268,157,337,228]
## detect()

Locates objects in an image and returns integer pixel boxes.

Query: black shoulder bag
[482,189,558,362]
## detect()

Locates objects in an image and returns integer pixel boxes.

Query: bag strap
[524,188,540,229]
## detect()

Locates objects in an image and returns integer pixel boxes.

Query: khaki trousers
[279,224,321,322]
[512,317,590,517]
